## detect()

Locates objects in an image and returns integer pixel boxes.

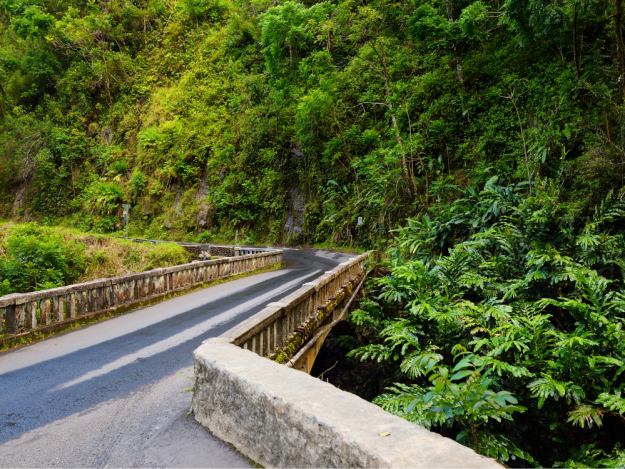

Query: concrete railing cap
[0,250,283,308]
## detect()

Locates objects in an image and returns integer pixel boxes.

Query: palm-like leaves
[349,179,625,466]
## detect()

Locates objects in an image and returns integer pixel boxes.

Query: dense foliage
[0,223,192,294]
[343,177,625,466]
[0,223,85,293]
[3,0,625,460]
[3,0,625,244]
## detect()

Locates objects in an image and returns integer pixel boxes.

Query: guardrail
[220,251,375,364]
[0,251,283,339]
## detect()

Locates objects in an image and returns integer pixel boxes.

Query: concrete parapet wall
[0,251,283,340]
[193,339,501,468]
[223,253,374,363]
[192,251,501,467]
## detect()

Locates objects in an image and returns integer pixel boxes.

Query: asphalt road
[0,248,352,468]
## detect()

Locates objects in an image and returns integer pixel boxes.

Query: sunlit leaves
[259,0,333,77]
[567,404,604,428]
[595,391,625,415]
[527,373,584,409]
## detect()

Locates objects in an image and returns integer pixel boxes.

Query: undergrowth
[0,222,192,294]
[342,176,625,467]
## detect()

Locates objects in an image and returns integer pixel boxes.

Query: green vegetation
[342,178,625,466]
[0,222,192,294]
[3,0,625,245]
[2,0,625,462]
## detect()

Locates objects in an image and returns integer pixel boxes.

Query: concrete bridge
[193,252,499,468]
[0,247,498,467]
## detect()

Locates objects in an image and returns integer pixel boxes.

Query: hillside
[1,0,624,247]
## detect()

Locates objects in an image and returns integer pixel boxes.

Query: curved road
[0,249,352,468]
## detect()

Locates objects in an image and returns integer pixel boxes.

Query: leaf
[451,369,474,381]
[405,399,419,413]
[423,391,437,404]
[378,432,391,437]
[452,358,473,372]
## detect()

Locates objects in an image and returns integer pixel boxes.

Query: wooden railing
[0,251,283,338]
[221,251,376,364]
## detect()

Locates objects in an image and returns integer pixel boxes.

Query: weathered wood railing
[0,251,283,338]
[220,251,376,364]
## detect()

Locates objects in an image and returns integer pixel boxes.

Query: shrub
[347,178,625,467]
[0,224,85,292]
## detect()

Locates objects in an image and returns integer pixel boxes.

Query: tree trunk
[511,97,532,193]
[445,0,466,92]
[616,0,625,104]
[0,86,6,138]
[379,40,413,199]
[615,0,625,185]
[573,2,580,78]
[471,422,480,454]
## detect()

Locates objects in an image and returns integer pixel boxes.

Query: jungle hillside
[2,0,625,246]
[3,0,625,465]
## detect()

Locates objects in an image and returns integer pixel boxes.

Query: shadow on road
[0,249,349,443]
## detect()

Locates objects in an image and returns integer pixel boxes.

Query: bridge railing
[220,251,376,363]
[192,249,500,468]
[124,237,279,257]
[0,251,283,338]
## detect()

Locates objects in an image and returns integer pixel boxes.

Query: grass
[0,221,194,289]
[310,242,369,255]
[0,262,284,353]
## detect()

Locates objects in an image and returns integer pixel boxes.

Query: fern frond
[567,404,604,428]
[596,391,625,414]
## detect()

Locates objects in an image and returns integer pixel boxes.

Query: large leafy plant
[346,178,625,466]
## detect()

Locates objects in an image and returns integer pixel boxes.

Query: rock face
[12,184,29,218]
[196,166,210,228]
[101,127,113,145]
[165,189,184,229]
[283,187,307,245]
[173,190,184,217]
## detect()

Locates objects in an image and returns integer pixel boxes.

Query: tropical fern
[595,391,625,414]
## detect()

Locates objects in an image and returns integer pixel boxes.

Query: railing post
[66,293,76,319]
[5,304,17,334]
[40,298,51,325]
[26,301,37,329]
[53,296,63,322]
[77,291,86,315]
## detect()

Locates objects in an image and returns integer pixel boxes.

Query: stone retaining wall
[181,244,202,256]
[209,245,235,257]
